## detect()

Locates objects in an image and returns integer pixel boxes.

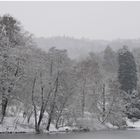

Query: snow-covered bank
[126,119,140,130]
[0,108,127,134]
[0,115,110,134]
[0,116,34,133]
[0,115,77,134]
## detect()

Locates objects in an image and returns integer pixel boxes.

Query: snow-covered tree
[105,79,127,128]
[118,46,139,119]
[0,15,31,123]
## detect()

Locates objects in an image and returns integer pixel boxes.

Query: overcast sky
[0,1,140,40]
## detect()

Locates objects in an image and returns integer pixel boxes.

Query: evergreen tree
[103,45,118,73]
[118,46,137,94]
[118,46,139,119]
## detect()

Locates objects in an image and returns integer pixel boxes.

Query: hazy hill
[34,36,140,59]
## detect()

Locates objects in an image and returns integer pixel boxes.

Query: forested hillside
[35,37,140,59]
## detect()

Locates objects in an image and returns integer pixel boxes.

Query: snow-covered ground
[1,116,140,133]
[127,119,140,130]
[0,117,79,134]
[0,116,35,133]
[0,107,138,134]
[0,114,107,133]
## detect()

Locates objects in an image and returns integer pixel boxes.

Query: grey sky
[0,1,140,40]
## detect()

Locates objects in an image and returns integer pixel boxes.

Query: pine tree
[118,46,139,119]
[103,45,118,73]
[118,46,137,94]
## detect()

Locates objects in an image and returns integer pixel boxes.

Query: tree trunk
[31,76,40,133]
[102,84,106,122]
[46,74,59,131]
[46,101,56,131]
[1,96,8,123]
[55,103,65,129]
[27,112,32,124]
[35,125,40,134]
[82,90,85,118]
[37,105,45,129]
[46,112,53,131]
[81,78,86,118]
[33,104,40,133]
[55,115,60,129]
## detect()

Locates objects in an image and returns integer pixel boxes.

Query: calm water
[0,129,140,139]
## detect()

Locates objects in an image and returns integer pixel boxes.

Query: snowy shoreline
[0,127,137,135]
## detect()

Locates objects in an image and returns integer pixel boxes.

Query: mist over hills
[34,36,140,59]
